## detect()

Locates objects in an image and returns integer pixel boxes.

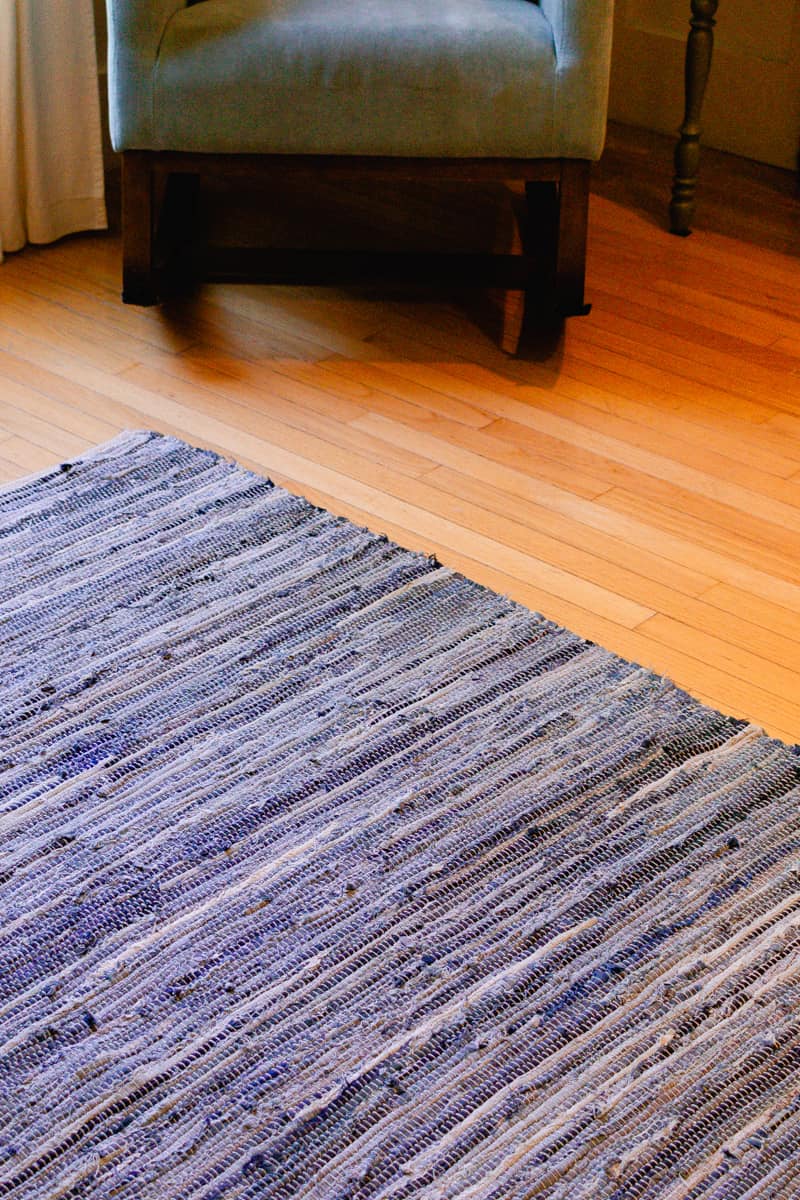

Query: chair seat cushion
[151,0,558,157]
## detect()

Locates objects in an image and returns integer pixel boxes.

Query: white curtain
[0,0,107,261]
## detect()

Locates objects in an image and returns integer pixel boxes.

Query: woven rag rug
[2,430,799,1200]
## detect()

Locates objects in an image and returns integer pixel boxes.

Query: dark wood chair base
[122,278,160,307]
[121,151,593,331]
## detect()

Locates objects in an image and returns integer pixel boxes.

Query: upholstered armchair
[105,0,614,319]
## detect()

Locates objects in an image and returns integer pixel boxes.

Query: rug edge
[4,427,798,755]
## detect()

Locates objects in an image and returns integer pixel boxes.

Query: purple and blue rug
[1,430,799,1198]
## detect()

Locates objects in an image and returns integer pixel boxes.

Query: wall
[609,0,800,170]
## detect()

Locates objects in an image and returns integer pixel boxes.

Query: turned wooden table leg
[670,0,719,236]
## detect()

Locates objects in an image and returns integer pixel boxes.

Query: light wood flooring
[1,125,799,741]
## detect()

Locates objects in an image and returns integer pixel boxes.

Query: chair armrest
[539,0,615,160]
[105,0,188,149]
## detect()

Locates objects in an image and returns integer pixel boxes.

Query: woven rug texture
[1,430,799,1199]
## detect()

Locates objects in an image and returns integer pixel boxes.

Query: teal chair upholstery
[106,0,615,321]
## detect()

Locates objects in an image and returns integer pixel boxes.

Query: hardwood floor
[1,124,799,740]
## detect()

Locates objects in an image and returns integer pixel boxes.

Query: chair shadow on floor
[153,170,571,363]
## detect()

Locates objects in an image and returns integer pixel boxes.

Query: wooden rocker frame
[121,150,592,319]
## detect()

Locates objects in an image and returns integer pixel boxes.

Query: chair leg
[159,171,202,294]
[122,151,158,305]
[554,160,591,317]
[523,180,558,320]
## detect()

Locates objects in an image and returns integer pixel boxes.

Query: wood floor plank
[0,257,197,356]
[351,410,619,503]
[470,407,800,533]
[766,411,800,453]
[0,436,72,472]
[600,487,800,586]
[382,355,800,476]
[548,361,800,473]
[590,281,786,361]
[422,464,715,598]
[649,279,800,345]
[489,402,800,503]
[590,197,800,294]
[157,294,354,365]
[636,613,800,702]
[0,400,91,460]
[353,414,800,616]
[0,373,122,447]
[355,403,800,556]
[325,377,621,500]
[425,467,800,686]
[0,299,136,377]
[597,474,798,561]
[0,348,199,444]
[539,335,777,423]
[698,583,800,648]
[0,457,26,482]
[567,317,800,414]
[425,467,800,671]
[119,360,438,480]
[589,260,788,349]
[319,357,494,429]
